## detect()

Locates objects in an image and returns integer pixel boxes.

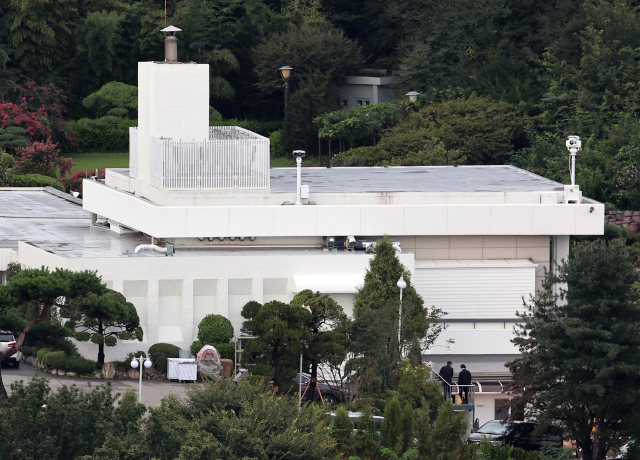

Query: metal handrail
[431,368,475,405]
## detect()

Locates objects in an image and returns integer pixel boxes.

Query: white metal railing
[148,126,270,192]
[129,127,138,178]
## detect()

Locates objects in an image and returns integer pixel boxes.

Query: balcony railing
[149,126,270,192]
[129,127,139,178]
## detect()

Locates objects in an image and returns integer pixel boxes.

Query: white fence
[129,127,138,178]
[149,126,270,192]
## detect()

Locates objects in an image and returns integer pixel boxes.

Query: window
[341,100,348,108]
[495,398,510,421]
[356,99,371,106]
[0,334,14,342]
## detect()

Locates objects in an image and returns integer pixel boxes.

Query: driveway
[0,362,193,407]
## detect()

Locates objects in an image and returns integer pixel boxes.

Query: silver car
[0,331,21,368]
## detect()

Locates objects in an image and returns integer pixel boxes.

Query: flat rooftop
[270,165,564,193]
[0,190,371,258]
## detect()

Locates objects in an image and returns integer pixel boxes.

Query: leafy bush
[60,167,105,196]
[198,314,234,344]
[331,146,376,167]
[65,356,97,375]
[11,173,65,191]
[21,346,36,358]
[68,119,136,153]
[148,343,180,373]
[36,348,54,361]
[82,82,138,118]
[42,350,66,370]
[270,130,286,157]
[318,103,398,147]
[0,151,14,186]
[190,340,203,357]
[15,139,74,177]
[215,342,235,360]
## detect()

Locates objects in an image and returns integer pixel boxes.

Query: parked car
[327,410,385,429]
[233,369,347,405]
[467,420,562,451]
[0,331,21,368]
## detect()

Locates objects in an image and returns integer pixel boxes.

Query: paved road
[0,362,193,407]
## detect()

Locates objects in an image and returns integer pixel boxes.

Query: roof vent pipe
[293,150,305,205]
[134,243,174,256]
[161,25,182,62]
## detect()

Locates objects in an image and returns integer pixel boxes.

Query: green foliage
[197,314,234,344]
[148,343,180,373]
[270,130,286,157]
[401,404,415,453]
[397,360,442,412]
[64,289,143,365]
[0,127,30,155]
[331,147,377,167]
[417,401,468,460]
[317,103,398,148]
[240,300,310,389]
[5,262,22,282]
[282,71,341,155]
[190,340,203,357]
[508,239,640,460]
[332,405,355,457]
[355,408,380,460]
[65,355,97,375]
[37,347,55,361]
[376,95,524,165]
[82,82,138,119]
[68,119,136,153]
[41,350,66,370]
[10,173,65,191]
[209,106,223,124]
[381,397,404,455]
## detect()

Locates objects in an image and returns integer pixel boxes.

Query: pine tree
[419,401,468,460]
[402,403,415,453]
[381,397,404,455]
[332,405,355,458]
[355,408,379,460]
[507,239,640,460]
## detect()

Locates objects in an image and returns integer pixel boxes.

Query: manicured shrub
[65,356,97,375]
[215,342,235,360]
[36,348,54,361]
[190,340,203,357]
[11,173,65,191]
[42,350,66,370]
[67,119,136,153]
[0,152,14,186]
[331,146,376,167]
[197,314,234,344]
[148,342,180,373]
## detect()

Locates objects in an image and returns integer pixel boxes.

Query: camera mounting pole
[293,150,305,206]
[566,135,581,186]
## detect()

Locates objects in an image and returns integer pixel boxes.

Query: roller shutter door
[413,260,536,319]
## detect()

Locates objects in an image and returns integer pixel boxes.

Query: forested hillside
[1,0,640,207]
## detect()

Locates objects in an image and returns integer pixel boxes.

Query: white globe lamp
[130,360,139,369]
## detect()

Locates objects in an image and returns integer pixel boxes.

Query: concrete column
[147,279,159,344]
[372,85,379,105]
[182,279,194,346]
[111,279,124,294]
[251,277,263,304]
[217,278,229,318]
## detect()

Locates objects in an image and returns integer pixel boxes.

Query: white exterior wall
[17,241,410,362]
[137,62,209,182]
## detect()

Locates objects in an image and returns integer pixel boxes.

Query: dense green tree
[64,289,143,365]
[82,82,138,119]
[0,268,109,397]
[291,289,349,403]
[507,239,640,460]
[381,397,403,455]
[417,401,468,460]
[401,403,415,454]
[332,405,355,458]
[240,300,309,390]
[354,407,380,460]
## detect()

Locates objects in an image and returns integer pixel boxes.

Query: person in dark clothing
[439,361,454,402]
[458,364,472,404]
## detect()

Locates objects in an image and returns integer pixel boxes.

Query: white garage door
[413,260,536,319]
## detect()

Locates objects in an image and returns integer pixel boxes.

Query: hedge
[148,343,180,373]
[68,119,137,153]
[42,351,66,370]
[36,348,55,361]
[11,173,65,191]
[65,356,97,375]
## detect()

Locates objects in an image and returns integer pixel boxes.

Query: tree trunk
[97,320,105,365]
[0,367,7,398]
[592,416,607,460]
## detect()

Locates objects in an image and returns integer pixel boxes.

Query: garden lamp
[279,66,293,110]
[406,91,420,103]
[131,355,153,403]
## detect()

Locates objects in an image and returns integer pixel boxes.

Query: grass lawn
[68,152,129,172]
[66,152,326,172]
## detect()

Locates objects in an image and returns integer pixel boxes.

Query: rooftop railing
[148,126,270,192]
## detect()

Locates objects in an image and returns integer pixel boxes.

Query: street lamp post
[130,355,153,403]
[406,91,420,103]
[397,276,407,358]
[279,66,293,111]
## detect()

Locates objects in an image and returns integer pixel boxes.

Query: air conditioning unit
[540,192,557,204]
[563,185,581,204]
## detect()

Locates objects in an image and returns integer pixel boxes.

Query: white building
[0,51,603,424]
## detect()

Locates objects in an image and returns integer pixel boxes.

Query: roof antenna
[164,0,167,27]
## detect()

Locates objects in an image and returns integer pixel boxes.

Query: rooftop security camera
[293,150,305,158]
[566,135,581,154]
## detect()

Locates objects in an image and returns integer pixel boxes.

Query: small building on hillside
[337,69,398,109]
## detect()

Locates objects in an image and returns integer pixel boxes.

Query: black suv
[467,420,562,451]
